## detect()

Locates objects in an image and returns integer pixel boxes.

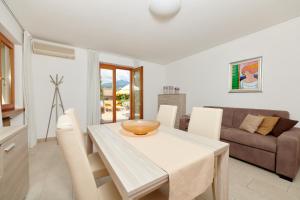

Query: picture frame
[229,57,263,93]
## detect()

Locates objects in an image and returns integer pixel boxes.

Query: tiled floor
[26,141,300,200]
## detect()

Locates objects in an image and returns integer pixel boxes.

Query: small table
[87,124,229,200]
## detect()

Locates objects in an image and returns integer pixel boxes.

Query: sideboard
[0,125,28,200]
[158,94,186,128]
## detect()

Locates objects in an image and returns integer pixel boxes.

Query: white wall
[0,0,24,126]
[0,0,166,140]
[0,0,22,44]
[166,17,300,122]
[32,48,166,139]
[32,47,88,139]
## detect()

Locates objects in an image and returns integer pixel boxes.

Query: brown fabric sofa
[179,106,300,181]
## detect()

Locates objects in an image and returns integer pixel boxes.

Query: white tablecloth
[106,123,214,200]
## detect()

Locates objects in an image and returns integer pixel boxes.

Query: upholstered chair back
[57,115,99,200]
[156,105,178,128]
[65,108,86,151]
[188,107,223,140]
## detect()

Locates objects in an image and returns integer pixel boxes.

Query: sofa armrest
[276,127,300,179]
[179,115,190,131]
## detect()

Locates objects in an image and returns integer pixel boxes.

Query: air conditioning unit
[32,40,75,59]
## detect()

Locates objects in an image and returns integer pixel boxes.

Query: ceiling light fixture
[149,0,181,18]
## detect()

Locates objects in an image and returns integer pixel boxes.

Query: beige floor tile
[248,179,298,200]
[288,184,300,198]
[292,171,300,187]
[197,185,236,200]
[230,158,291,190]
[39,173,73,200]
[229,167,253,187]
[26,141,62,200]
[27,141,300,200]
[230,184,267,200]
[25,182,45,200]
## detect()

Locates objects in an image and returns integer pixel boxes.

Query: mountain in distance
[101,80,129,89]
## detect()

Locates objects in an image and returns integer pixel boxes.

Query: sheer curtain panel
[87,50,100,126]
[23,31,37,147]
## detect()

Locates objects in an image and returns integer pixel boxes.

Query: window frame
[131,66,144,119]
[0,32,15,111]
[100,63,143,123]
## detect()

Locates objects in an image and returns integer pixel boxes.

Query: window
[0,32,14,111]
[100,64,143,123]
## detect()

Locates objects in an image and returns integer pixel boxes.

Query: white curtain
[23,31,37,147]
[87,50,100,125]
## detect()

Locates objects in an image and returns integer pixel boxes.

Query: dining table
[87,123,229,200]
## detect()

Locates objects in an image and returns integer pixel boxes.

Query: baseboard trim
[37,137,57,143]
[37,132,87,143]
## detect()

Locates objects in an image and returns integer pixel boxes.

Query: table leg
[214,147,229,200]
[86,131,93,154]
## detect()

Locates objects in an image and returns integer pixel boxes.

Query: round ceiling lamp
[149,0,181,18]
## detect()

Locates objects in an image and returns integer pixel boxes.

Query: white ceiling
[6,0,300,64]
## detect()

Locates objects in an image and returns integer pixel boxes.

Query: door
[100,66,115,123]
[116,68,131,121]
[100,64,143,123]
[131,67,143,119]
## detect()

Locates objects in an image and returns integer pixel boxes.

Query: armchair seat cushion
[221,128,277,153]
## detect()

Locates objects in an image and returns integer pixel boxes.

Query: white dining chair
[188,107,223,140]
[187,107,223,200]
[65,108,108,179]
[65,108,85,147]
[156,105,178,128]
[56,115,168,200]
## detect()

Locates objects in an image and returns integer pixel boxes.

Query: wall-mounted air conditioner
[32,40,75,59]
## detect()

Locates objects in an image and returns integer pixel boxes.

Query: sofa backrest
[206,106,289,128]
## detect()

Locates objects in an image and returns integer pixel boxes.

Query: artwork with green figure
[231,64,240,89]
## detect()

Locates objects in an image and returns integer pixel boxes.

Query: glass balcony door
[131,67,143,119]
[100,64,143,124]
[116,69,131,121]
[100,67,115,123]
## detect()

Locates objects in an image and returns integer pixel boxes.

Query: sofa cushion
[232,108,289,128]
[221,126,230,130]
[221,127,277,153]
[221,108,234,127]
[271,116,298,137]
[239,114,264,133]
[256,115,280,135]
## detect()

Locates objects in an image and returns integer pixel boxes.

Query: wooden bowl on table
[121,120,160,135]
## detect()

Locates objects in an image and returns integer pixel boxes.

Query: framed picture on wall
[229,57,263,93]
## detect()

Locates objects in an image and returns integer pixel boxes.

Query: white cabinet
[158,94,186,128]
[0,126,28,200]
